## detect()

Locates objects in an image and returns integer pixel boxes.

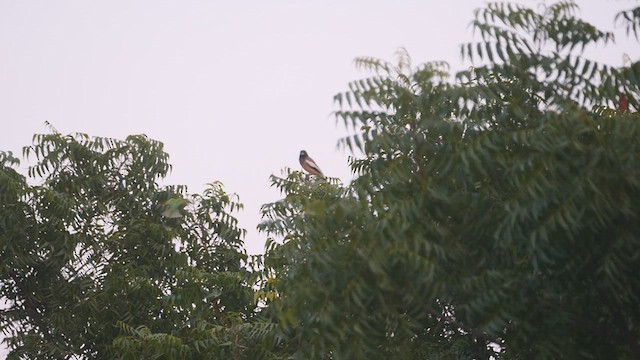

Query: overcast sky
[0,0,636,260]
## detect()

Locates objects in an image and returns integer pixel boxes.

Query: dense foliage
[0,132,269,359]
[259,2,640,359]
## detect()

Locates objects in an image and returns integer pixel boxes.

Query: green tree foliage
[260,2,640,359]
[0,132,267,359]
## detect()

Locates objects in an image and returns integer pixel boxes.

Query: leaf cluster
[0,133,271,359]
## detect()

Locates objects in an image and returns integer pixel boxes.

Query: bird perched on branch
[299,150,324,178]
[161,197,190,218]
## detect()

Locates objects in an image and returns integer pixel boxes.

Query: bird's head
[299,150,308,158]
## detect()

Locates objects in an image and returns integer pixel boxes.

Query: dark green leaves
[0,132,267,359]
[616,6,640,39]
[461,1,632,112]
[261,2,640,359]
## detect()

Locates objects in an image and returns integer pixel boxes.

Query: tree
[0,131,269,359]
[260,1,640,358]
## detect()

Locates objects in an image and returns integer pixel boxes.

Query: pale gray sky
[0,0,636,259]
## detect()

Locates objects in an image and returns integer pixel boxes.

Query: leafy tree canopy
[0,131,277,359]
[260,1,640,359]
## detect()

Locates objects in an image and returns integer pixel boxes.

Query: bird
[299,150,325,178]
[161,197,190,218]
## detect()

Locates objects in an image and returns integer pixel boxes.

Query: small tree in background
[260,2,640,358]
